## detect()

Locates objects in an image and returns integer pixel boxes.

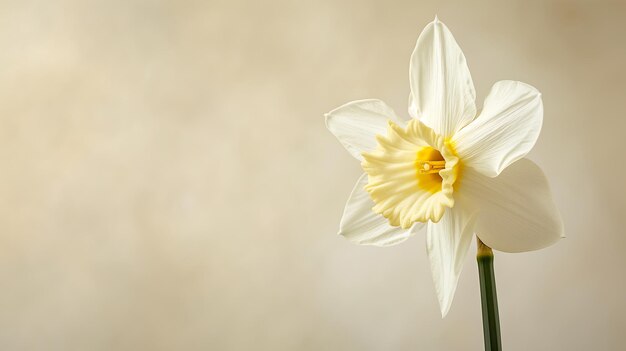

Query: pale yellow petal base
[361,119,461,229]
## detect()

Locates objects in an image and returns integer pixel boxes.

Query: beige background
[0,0,624,350]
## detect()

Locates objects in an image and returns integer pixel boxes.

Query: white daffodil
[325,17,564,317]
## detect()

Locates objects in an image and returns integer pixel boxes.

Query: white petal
[409,17,477,138]
[426,205,476,317]
[339,174,425,246]
[325,99,406,160]
[458,159,563,253]
[453,80,543,177]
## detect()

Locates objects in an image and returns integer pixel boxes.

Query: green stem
[477,237,502,351]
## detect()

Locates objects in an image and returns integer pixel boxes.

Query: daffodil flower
[325,17,564,317]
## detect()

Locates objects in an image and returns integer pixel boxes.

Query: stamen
[417,160,446,174]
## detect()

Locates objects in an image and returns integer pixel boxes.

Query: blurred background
[0,0,624,349]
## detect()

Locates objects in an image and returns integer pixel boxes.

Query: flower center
[417,159,445,174]
[361,119,460,228]
[414,146,445,193]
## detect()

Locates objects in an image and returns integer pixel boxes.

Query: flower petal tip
[434,294,452,318]
[323,112,331,127]
[438,300,451,318]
